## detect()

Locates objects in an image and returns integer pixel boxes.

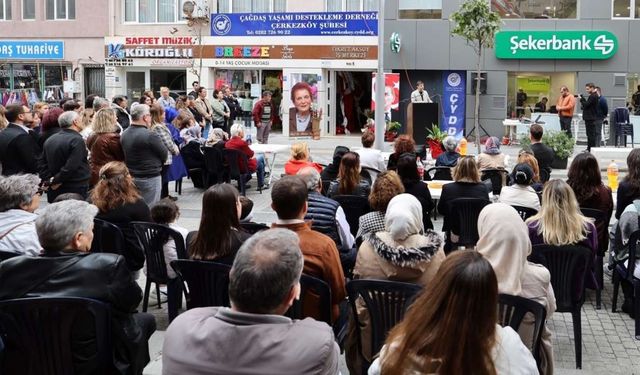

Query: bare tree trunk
[474,46,483,155]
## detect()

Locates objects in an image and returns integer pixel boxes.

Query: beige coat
[194,97,213,122]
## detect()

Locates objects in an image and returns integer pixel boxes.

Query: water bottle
[416,157,424,180]
[246,133,252,145]
[459,137,468,156]
[607,160,619,192]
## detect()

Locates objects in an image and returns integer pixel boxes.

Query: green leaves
[519,130,576,160]
[450,0,502,51]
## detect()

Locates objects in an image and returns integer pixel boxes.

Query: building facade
[0,0,108,103]
[383,0,640,141]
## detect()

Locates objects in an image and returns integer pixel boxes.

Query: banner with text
[0,40,64,60]
[441,71,466,139]
[211,12,378,36]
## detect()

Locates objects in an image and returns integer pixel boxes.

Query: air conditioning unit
[182,0,207,19]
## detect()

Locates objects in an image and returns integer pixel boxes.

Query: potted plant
[519,130,576,169]
[385,121,402,142]
[426,125,447,159]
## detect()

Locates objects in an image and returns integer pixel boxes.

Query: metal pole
[374,0,385,151]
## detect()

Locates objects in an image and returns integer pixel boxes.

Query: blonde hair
[518,152,540,182]
[526,179,592,245]
[0,106,7,130]
[81,108,94,130]
[290,142,310,161]
[452,156,481,183]
[92,109,118,134]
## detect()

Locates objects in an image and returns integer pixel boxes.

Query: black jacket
[0,251,149,375]
[327,179,371,199]
[530,142,554,180]
[40,128,90,186]
[0,123,40,175]
[403,180,434,230]
[113,105,131,130]
[305,191,342,247]
[580,92,599,121]
[120,124,167,178]
[437,181,489,231]
[223,95,241,120]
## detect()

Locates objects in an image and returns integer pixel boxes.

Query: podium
[406,102,439,145]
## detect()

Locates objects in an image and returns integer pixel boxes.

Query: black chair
[425,166,452,181]
[170,260,231,310]
[0,250,18,262]
[0,297,111,375]
[285,274,332,326]
[481,168,510,195]
[511,205,538,221]
[203,146,226,187]
[346,279,422,371]
[333,195,371,238]
[240,222,270,234]
[580,207,610,309]
[529,244,591,368]
[539,168,551,183]
[498,293,547,370]
[321,180,332,196]
[223,148,253,196]
[131,222,187,321]
[91,218,126,255]
[612,230,640,340]
[447,198,491,249]
[361,166,381,184]
[181,142,206,189]
[616,123,635,147]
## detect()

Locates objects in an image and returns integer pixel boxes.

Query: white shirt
[336,206,355,250]
[356,147,387,176]
[368,326,538,375]
[410,89,432,103]
[498,185,541,211]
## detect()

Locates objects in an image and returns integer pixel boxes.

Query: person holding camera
[579,83,599,152]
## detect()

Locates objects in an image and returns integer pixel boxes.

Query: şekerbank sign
[495,31,617,60]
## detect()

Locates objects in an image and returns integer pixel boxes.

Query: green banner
[517,76,550,93]
[495,31,618,60]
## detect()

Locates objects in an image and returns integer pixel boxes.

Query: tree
[451,0,502,154]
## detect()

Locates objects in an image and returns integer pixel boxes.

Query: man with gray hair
[298,166,355,253]
[120,104,167,204]
[225,123,267,190]
[162,228,339,374]
[434,135,460,180]
[0,174,42,255]
[0,200,156,373]
[39,110,90,203]
[92,96,111,112]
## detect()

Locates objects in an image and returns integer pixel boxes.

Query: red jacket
[225,136,257,172]
[284,159,323,176]
[252,99,275,124]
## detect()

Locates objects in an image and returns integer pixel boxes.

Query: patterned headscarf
[484,136,501,155]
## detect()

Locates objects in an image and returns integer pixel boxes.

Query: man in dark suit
[0,104,40,176]
[579,82,599,152]
[529,124,554,182]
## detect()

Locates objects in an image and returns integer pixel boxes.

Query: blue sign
[211,12,378,37]
[0,40,64,60]
[441,71,466,139]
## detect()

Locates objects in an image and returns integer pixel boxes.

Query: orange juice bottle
[607,160,619,192]
[459,137,468,156]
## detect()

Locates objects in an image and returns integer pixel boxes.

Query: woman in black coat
[396,153,434,230]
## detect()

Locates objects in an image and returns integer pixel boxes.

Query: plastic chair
[498,293,547,371]
[0,250,18,262]
[91,218,126,255]
[511,205,538,221]
[346,279,422,371]
[223,148,253,196]
[203,146,226,187]
[580,207,610,309]
[333,195,372,238]
[530,244,592,368]
[425,166,452,181]
[361,166,381,184]
[447,198,491,249]
[0,297,111,375]
[481,168,509,195]
[240,222,269,234]
[170,260,231,309]
[131,222,187,321]
[611,230,640,340]
[285,274,332,326]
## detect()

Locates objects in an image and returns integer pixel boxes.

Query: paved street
[142,132,640,374]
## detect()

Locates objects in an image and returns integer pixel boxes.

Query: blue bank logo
[108,44,124,59]
[212,14,232,35]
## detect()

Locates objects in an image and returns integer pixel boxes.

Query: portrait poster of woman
[289,74,322,139]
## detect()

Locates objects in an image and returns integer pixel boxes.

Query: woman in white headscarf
[477,203,556,375]
[346,193,445,374]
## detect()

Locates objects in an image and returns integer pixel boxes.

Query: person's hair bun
[515,171,527,185]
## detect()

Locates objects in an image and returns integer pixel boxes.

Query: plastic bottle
[607,160,619,192]
[246,133,252,145]
[417,157,424,180]
[459,137,468,156]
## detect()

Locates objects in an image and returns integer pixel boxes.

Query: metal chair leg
[572,309,582,369]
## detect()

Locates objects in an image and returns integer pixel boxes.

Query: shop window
[23,0,35,19]
[12,64,40,90]
[124,0,181,23]
[492,0,577,19]
[217,0,286,13]
[0,0,12,20]
[613,0,640,18]
[398,0,442,19]
[46,0,75,20]
[0,64,10,89]
[326,0,378,11]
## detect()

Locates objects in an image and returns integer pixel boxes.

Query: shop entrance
[334,71,372,134]
[150,69,186,98]
[507,72,577,119]
[262,70,283,130]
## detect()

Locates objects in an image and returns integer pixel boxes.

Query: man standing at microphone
[411,81,432,103]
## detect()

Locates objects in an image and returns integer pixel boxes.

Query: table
[250,143,289,185]
[424,180,454,200]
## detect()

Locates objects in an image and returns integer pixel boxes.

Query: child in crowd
[239,196,254,223]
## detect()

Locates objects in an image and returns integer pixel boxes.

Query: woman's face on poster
[293,88,312,114]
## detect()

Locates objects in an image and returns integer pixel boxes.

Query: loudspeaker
[471,72,487,95]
